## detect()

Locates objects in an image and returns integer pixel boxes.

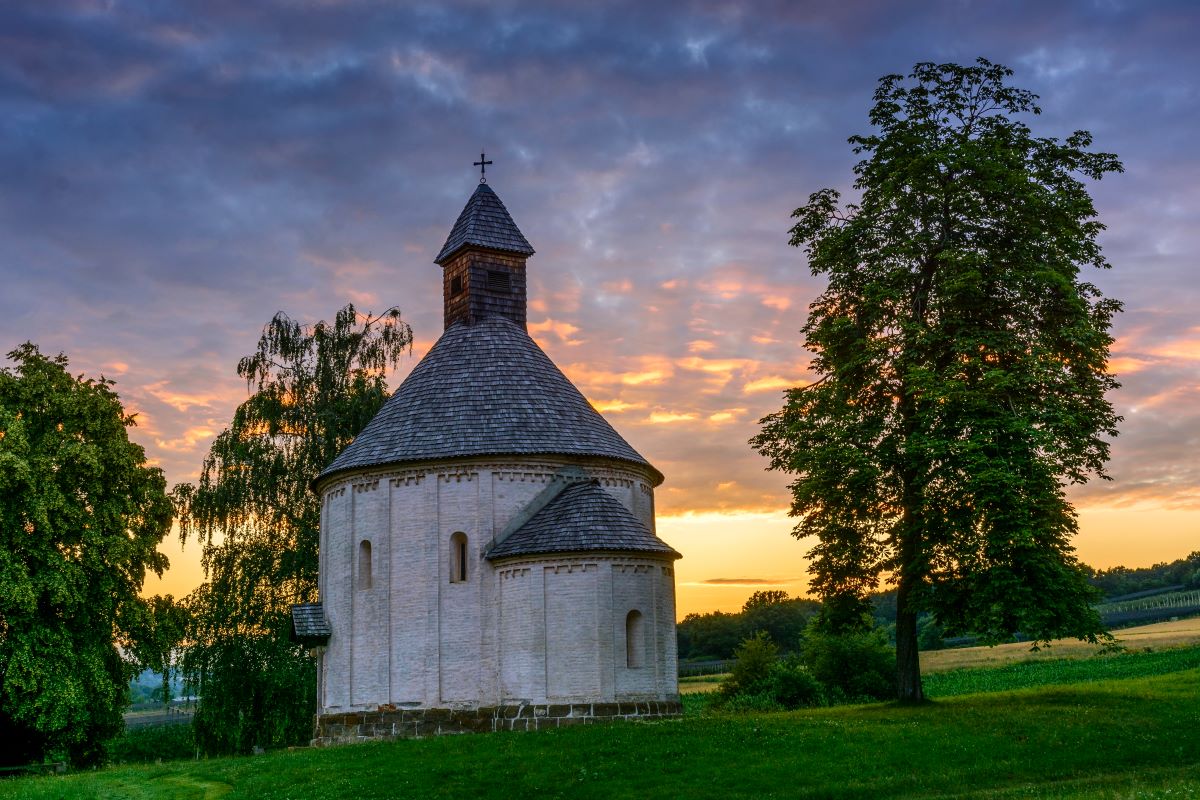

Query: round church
[294,176,682,743]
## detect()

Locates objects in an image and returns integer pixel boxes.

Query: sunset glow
[3,2,1197,619]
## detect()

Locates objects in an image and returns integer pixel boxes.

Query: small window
[485,270,511,292]
[358,540,372,590]
[625,610,645,669]
[450,275,463,295]
[450,532,468,583]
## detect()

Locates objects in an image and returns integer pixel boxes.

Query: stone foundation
[313,700,683,746]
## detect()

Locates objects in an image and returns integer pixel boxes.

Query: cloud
[3,0,1199,605]
[742,376,798,394]
[697,577,800,586]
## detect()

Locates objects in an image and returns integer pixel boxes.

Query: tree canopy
[174,304,410,754]
[752,59,1123,701]
[0,344,172,765]
[678,591,820,660]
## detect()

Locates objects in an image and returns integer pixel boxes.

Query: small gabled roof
[434,182,535,264]
[318,316,661,486]
[487,480,680,561]
[290,603,331,646]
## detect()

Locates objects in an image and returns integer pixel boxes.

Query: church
[293,169,683,744]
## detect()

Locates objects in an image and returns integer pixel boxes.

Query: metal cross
[473,151,493,183]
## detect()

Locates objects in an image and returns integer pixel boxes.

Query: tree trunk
[895,485,925,703]
[895,575,924,703]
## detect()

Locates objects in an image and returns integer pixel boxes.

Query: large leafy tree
[174,304,410,753]
[0,345,172,765]
[752,59,1122,701]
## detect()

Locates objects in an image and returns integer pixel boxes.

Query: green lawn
[5,657,1199,799]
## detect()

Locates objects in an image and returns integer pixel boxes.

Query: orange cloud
[708,408,747,423]
[646,411,700,424]
[155,426,217,453]
[143,381,225,413]
[1107,356,1155,375]
[688,340,716,353]
[529,318,583,345]
[742,375,798,394]
[591,399,645,413]
[762,295,791,311]
[676,356,754,375]
[562,357,674,389]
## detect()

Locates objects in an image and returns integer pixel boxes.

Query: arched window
[449,532,468,583]
[357,540,372,590]
[626,610,645,669]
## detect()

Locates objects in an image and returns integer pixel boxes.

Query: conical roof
[487,480,679,560]
[434,183,535,264]
[318,316,662,485]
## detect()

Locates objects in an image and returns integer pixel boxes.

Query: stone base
[312,699,683,746]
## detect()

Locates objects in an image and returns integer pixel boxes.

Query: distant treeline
[678,591,821,662]
[678,552,1200,662]
[1088,552,1200,600]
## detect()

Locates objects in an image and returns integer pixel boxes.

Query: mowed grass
[4,655,1199,800]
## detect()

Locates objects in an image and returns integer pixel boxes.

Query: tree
[740,591,818,651]
[124,594,190,708]
[752,59,1122,702]
[174,304,410,753]
[0,345,172,765]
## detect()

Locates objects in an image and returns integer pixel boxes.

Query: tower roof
[434,183,535,265]
[317,316,662,486]
[487,480,680,560]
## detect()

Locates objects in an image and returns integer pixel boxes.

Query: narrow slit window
[626,610,645,669]
[450,532,468,583]
[450,275,463,295]
[358,540,372,590]
[485,270,511,292]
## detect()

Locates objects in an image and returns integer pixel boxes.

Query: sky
[2,0,1197,618]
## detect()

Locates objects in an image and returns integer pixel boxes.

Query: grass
[680,617,1200,696]
[920,616,1200,672]
[924,644,1200,698]
[4,649,1199,799]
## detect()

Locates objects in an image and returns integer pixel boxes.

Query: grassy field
[921,616,1200,673]
[4,647,1199,799]
[677,617,1200,694]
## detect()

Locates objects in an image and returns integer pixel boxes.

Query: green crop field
[4,648,1199,799]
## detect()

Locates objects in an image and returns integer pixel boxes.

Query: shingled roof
[487,480,679,560]
[290,603,331,646]
[434,183,535,264]
[318,316,662,485]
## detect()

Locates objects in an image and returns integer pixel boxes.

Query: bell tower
[434,161,535,330]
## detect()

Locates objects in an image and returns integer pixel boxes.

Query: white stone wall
[316,457,676,714]
[388,473,429,703]
[351,480,388,706]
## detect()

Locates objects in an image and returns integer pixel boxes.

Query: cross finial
[473,151,493,183]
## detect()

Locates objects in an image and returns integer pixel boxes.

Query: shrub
[720,631,778,699]
[106,724,195,764]
[800,623,896,702]
[768,655,825,709]
[713,634,826,712]
[917,615,945,651]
